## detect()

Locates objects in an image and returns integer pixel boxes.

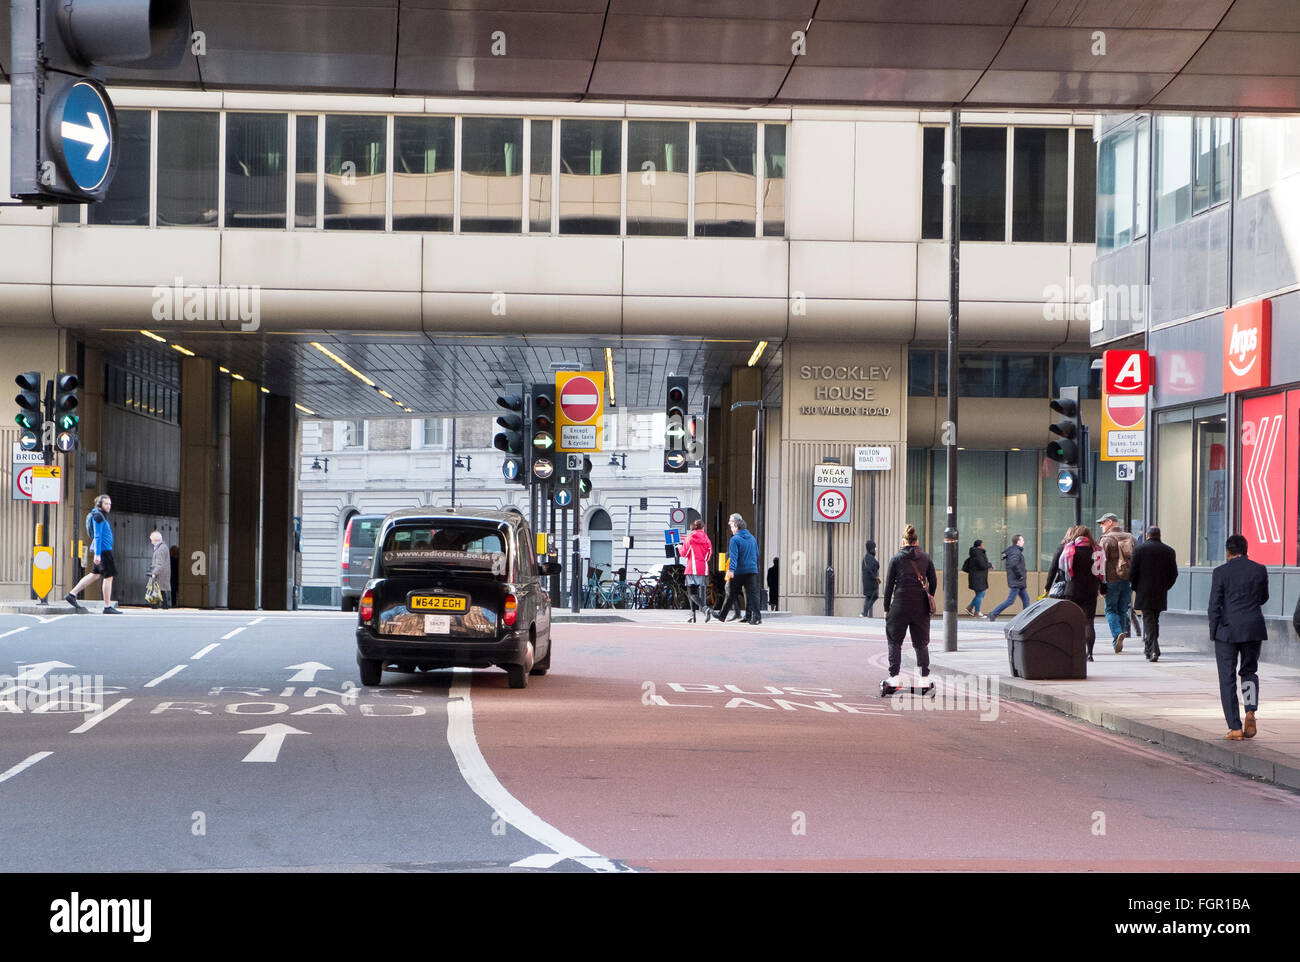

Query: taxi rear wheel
[506,663,528,688]
[530,639,551,675]
[358,656,382,687]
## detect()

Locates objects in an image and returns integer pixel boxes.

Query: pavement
[5,597,1299,793]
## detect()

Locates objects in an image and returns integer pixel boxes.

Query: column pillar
[261,395,294,610]
[227,380,262,609]
[178,357,217,608]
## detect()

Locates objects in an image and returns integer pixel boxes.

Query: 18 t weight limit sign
[816,489,848,521]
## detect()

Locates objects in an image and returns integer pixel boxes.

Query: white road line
[220,627,247,640]
[143,665,187,688]
[447,669,629,873]
[0,627,30,639]
[191,643,220,660]
[0,751,53,784]
[70,698,133,734]
[247,616,265,625]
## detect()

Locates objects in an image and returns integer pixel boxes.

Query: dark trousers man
[1215,640,1261,733]
[743,572,763,624]
[715,578,744,622]
[1142,609,1161,660]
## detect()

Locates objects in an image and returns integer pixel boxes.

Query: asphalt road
[2,608,1298,873]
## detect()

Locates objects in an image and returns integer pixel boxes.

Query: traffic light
[1046,386,1082,498]
[53,372,80,452]
[664,375,688,473]
[578,456,593,499]
[494,389,526,485]
[9,0,191,204]
[15,372,42,451]
[531,382,556,485]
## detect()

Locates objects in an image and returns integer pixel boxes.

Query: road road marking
[447,668,629,872]
[14,660,74,681]
[510,853,568,869]
[144,665,187,688]
[191,643,220,660]
[284,662,331,682]
[248,617,265,625]
[69,698,132,734]
[240,723,309,762]
[0,751,53,784]
[220,627,247,640]
[0,627,29,639]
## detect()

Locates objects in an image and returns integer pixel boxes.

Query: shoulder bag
[908,558,937,614]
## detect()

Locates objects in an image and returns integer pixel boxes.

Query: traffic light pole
[570,469,582,613]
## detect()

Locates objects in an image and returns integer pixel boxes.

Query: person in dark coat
[1050,525,1104,661]
[960,540,993,617]
[1128,526,1178,662]
[985,535,1029,622]
[1208,534,1269,740]
[767,558,779,612]
[861,541,880,617]
[882,525,937,685]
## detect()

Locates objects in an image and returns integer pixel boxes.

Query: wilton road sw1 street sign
[556,372,605,453]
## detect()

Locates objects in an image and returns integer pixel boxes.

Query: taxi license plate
[410,595,467,612]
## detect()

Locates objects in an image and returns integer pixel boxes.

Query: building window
[336,419,365,450]
[559,119,621,235]
[1192,116,1232,213]
[1012,128,1068,243]
[422,418,446,447]
[391,116,454,232]
[461,117,523,233]
[1051,354,1101,400]
[295,115,319,228]
[626,121,688,236]
[1157,406,1226,567]
[960,127,1007,241]
[225,113,288,229]
[920,127,946,240]
[763,124,786,237]
[157,112,219,227]
[1072,128,1097,244]
[908,350,936,397]
[89,109,151,226]
[529,119,553,233]
[918,448,1041,568]
[1240,116,1300,198]
[953,354,1049,398]
[324,115,387,231]
[694,122,756,237]
[1155,116,1193,231]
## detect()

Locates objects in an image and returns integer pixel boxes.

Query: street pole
[570,469,581,613]
[450,417,456,507]
[825,524,834,617]
[943,109,961,652]
[623,504,632,574]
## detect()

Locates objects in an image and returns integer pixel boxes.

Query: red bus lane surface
[464,623,1300,872]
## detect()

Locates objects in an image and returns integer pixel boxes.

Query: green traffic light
[14,413,37,430]
[58,413,79,431]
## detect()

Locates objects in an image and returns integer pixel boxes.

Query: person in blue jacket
[708,513,762,626]
[66,494,121,613]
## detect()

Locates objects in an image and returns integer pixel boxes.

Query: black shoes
[103,606,122,614]
[65,592,86,613]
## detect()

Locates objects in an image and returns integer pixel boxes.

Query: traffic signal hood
[1047,387,1083,499]
[54,372,80,451]
[664,375,689,473]
[494,390,527,485]
[15,372,42,431]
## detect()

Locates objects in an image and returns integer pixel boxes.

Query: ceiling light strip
[310,341,376,387]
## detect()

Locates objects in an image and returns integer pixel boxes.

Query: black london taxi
[355,507,558,688]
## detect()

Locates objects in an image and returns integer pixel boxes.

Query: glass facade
[226,113,288,229]
[559,119,621,235]
[460,117,523,233]
[295,115,319,228]
[88,109,150,226]
[529,119,552,233]
[157,112,218,227]
[325,115,387,231]
[1239,116,1300,198]
[961,127,1006,241]
[694,122,756,237]
[626,121,688,236]
[1157,406,1226,568]
[1072,128,1097,244]
[763,123,786,237]
[392,116,454,232]
[910,350,1067,398]
[1012,128,1068,242]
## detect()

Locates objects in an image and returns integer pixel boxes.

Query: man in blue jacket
[66,494,121,614]
[709,513,761,625]
[1208,534,1268,740]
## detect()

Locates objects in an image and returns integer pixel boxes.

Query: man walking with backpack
[1098,513,1137,652]
[66,494,122,614]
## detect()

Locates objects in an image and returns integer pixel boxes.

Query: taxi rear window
[380,523,508,575]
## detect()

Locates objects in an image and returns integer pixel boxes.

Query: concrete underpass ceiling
[3,1,1299,112]
[84,331,783,419]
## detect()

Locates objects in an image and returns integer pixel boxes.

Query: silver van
[340,513,386,611]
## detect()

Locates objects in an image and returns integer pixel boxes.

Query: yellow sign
[410,595,468,612]
[30,465,62,504]
[555,371,605,453]
[719,552,728,573]
[32,545,54,601]
[535,532,549,556]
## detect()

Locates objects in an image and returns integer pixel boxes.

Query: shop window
[1156,406,1226,566]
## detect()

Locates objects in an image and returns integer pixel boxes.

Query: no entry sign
[556,371,605,452]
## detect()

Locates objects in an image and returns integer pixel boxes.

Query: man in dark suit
[1128,526,1178,662]
[1208,534,1269,741]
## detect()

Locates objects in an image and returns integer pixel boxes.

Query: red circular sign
[559,375,600,424]
[1105,394,1145,429]
[816,489,848,521]
[16,466,34,497]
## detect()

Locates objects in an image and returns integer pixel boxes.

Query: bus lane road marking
[143,665,187,688]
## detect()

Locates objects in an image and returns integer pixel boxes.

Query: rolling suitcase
[1004,598,1087,680]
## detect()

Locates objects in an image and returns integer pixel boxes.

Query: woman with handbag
[1047,525,1105,661]
[882,524,937,688]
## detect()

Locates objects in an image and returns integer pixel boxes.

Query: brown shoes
[1225,730,1244,740]
[1244,712,1257,738]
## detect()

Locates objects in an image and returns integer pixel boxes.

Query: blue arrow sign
[503,458,521,481]
[59,81,115,192]
[554,488,573,508]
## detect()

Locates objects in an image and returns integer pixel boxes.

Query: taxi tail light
[503,593,518,627]
[341,520,352,569]
[359,589,374,622]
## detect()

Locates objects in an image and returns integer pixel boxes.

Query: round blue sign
[554,488,573,508]
[1057,470,1076,495]
[58,81,115,192]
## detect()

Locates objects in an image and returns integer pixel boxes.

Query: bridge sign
[56,81,116,193]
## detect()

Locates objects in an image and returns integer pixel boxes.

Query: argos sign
[1223,300,1272,393]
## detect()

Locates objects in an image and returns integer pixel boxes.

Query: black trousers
[885,602,931,677]
[1214,639,1261,731]
[717,578,745,621]
[1142,609,1161,658]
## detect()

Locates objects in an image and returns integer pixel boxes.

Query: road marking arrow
[62,111,109,163]
[283,662,332,682]
[13,660,74,682]
[239,723,310,763]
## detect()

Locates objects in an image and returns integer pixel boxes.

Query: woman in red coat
[1049,525,1105,661]
[678,520,713,623]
